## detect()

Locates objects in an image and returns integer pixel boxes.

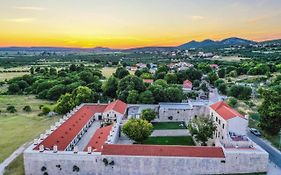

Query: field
[152,122,187,130]
[4,154,24,175]
[141,136,195,146]
[0,95,59,163]
[101,67,117,78]
[0,72,29,81]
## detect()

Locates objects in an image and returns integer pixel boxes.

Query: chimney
[53,145,58,153]
[39,145,44,152]
[87,147,92,154]
[73,146,78,154]
[33,139,38,145]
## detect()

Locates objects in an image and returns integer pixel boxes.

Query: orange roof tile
[102,144,225,158]
[84,125,112,152]
[34,104,107,151]
[183,80,193,89]
[210,101,244,120]
[104,100,127,114]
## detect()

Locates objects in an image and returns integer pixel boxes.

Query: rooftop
[104,100,127,114]
[84,125,112,152]
[102,144,225,158]
[34,104,107,151]
[210,101,244,120]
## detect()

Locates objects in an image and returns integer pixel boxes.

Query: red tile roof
[102,144,225,158]
[183,80,193,89]
[104,100,127,114]
[143,79,154,84]
[84,125,112,152]
[210,101,244,120]
[34,104,107,151]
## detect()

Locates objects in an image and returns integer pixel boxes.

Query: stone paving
[76,121,101,151]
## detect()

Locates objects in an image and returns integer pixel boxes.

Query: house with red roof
[143,79,154,84]
[183,80,193,91]
[103,100,127,123]
[210,101,248,146]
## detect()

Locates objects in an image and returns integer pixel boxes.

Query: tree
[258,89,281,135]
[55,93,75,114]
[164,73,177,84]
[42,106,51,115]
[148,84,167,103]
[79,71,94,84]
[8,83,20,94]
[114,67,129,79]
[102,76,119,98]
[208,72,218,85]
[139,90,155,104]
[122,119,153,142]
[7,106,17,113]
[193,80,200,88]
[127,90,139,104]
[228,85,252,100]
[23,105,32,112]
[165,87,183,102]
[188,117,216,146]
[30,67,34,74]
[72,86,96,105]
[200,83,209,92]
[218,68,226,78]
[141,109,157,122]
[228,97,238,107]
[46,84,65,100]
[218,83,227,95]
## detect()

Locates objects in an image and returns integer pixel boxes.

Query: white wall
[228,117,248,136]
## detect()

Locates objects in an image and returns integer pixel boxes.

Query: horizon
[1,0,281,49]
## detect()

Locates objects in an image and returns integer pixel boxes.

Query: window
[216,117,218,122]
[222,124,225,129]
[211,112,213,116]
[177,111,180,114]
[218,120,221,125]
[222,136,224,140]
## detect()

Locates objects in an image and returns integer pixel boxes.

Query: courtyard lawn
[152,122,187,130]
[0,95,59,163]
[141,136,195,146]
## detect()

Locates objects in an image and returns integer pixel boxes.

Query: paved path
[151,129,190,137]
[247,131,281,169]
[76,121,101,151]
[0,142,30,175]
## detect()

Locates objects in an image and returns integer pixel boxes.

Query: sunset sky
[0,0,281,49]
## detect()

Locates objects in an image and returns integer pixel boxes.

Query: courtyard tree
[122,119,153,143]
[141,109,157,122]
[126,90,139,104]
[188,117,216,146]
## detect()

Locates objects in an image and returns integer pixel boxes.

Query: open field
[101,67,117,78]
[0,72,29,81]
[141,136,195,146]
[208,56,250,62]
[152,122,187,130]
[0,95,59,163]
[4,154,24,175]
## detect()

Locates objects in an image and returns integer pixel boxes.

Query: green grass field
[4,154,24,175]
[152,122,187,130]
[0,95,59,163]
[141,136,195,146]
[0,72,29,81]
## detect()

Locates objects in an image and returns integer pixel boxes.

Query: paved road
[247,131,281,168]
[151,129,190,137]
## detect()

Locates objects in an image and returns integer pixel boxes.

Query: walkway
[151,129,190,137]
[76,121,101,151]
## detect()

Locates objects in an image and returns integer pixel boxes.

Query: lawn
[141,136,195,146]
[0,95,59,163]
[4,154,24,175]
[152,122,187,130]
[101,67,134,78]
[0,72,29,81]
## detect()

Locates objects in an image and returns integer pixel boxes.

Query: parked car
[250,128,261,136]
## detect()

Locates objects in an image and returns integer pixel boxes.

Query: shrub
[42,106,51,115]
[23,105,32,112]
[7,106,17,113]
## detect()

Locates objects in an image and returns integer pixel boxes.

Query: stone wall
[24,148,268,175]
[158,105,209,122]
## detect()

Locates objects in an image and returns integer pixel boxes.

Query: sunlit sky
[0,0,281,48]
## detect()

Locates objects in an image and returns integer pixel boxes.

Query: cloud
[192,16,205,20]
[14,6,45,11]
[5,18,36,23]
